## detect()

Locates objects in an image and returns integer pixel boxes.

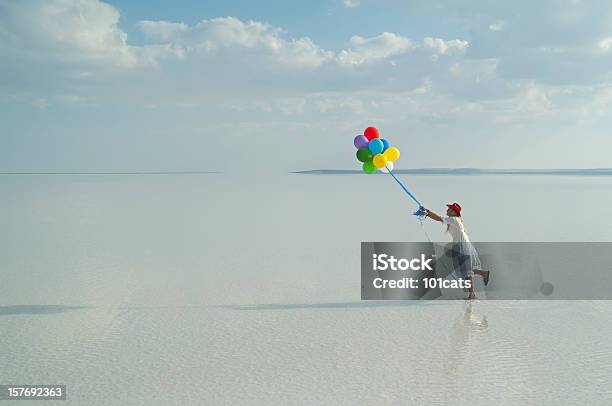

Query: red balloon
[364,126,380,141]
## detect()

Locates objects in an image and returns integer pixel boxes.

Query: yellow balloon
[384,147,400,162]
[372,153,388,168]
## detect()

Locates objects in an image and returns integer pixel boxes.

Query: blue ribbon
[385,166,421,206]
[384,166,428,219]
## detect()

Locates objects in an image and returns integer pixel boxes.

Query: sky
[1,0,612,172]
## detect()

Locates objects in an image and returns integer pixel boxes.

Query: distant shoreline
[293,168,612,176]
[0,171,219,175]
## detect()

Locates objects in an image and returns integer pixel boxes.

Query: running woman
[421,202,489,299]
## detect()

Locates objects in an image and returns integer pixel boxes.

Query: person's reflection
[443,301,488,394]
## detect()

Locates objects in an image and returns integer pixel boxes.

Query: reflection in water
[444,301,488,397]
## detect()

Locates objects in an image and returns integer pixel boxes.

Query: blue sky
[1,0,612,172]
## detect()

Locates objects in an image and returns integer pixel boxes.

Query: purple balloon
[354,134,368,149]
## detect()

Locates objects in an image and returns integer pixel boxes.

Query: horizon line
[0,171,220,175]
[1,167,612,175]
[293,168,612,175]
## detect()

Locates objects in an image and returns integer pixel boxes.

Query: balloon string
[385,166,421,207]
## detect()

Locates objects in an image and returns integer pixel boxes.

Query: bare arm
[421,206,442,222]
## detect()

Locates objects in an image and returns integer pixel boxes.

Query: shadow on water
[217,300,452,311]
[0,305,91,316]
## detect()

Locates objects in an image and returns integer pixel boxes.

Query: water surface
[1,173,611,404]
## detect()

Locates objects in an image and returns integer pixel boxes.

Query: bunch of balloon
[353,126,426,219]
[353,126,401,174]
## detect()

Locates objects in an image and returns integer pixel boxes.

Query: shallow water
[1,174,611,405]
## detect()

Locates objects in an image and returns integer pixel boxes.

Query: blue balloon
[380,138,389,152]
[368,139,384,155]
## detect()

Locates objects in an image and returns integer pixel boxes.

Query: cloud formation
[405,0,612,85]
[0,1,476,110]
[0,0,178,68]
[2,0,612,170]
[2,0,610,113]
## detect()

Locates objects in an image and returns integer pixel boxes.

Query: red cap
[446,202,462,216]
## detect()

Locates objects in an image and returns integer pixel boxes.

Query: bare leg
[466,275,476,300]
[466,269,491,299]
[473,269,490,286]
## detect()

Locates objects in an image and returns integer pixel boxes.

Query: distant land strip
[294,168,612,176]
[0,171,219,175]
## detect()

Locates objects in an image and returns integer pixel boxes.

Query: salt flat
[1,173,611,405]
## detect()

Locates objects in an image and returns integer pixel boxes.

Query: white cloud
[0,0,508,133]
[410,0,612,85]
[137,16,332,68]
[423,37,468,55]
[1,0,131,67]
[0,0,180,69]
[488,21,505,32]
[0,0,592,125]
[342,0,360,8]
[599,37,612,51]
[0,0,474,101]
[514,85,553,114]
[337,32,413,65]
[139,20,188,41]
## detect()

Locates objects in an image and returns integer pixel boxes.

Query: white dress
[441,216,482,278]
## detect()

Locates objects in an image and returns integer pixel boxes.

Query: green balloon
[356,148,371,163]
[363,160,377,174]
